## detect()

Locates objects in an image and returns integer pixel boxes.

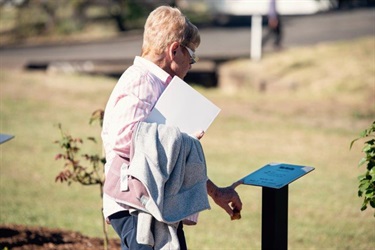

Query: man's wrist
[206,179,218,198]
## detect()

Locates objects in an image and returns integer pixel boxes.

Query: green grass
[1,37,374,249]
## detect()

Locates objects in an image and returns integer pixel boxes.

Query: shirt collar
[134,56,171,85]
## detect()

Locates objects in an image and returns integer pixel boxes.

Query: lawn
[1,36,374,249]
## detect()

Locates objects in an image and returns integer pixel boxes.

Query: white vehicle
[206,0,337,15]
[178,0,338,24]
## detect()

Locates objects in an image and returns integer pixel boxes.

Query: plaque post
[261,185,288,250]
[240,163,314,250]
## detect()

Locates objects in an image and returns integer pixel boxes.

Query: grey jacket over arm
[104,122,210,249]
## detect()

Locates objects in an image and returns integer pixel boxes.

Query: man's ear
[169,42,180,59]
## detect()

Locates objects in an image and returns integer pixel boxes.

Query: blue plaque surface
[241,163,314,189]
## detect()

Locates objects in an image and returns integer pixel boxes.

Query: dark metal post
[261,185,288,250]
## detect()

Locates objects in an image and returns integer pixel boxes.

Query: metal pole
[261,185,288,250]
[251,14,262,61]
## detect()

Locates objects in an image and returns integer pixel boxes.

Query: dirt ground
[0,224,121,250]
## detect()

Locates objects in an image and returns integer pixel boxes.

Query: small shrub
[350,121,375,217]
[54,109,109,248]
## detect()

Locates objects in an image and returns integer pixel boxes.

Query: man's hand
[207,179,243,220]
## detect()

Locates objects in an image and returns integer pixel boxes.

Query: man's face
[170,44,195,79]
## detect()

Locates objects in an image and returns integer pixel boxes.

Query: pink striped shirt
[102,56,171,162]
[102,56,171,218]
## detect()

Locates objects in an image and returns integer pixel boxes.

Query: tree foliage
[0,0,173,40]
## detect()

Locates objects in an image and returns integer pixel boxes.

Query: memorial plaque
[241,163,315,189]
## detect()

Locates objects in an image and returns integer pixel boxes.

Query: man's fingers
[222,204,234,217]
[231,195,243,211]
[213,185,244,218]
[215,199,235,217]
[195,130,205,140]
[229,186,243,211]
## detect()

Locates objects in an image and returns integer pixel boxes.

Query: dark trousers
[109,211,187,250]
[262,16,283,48]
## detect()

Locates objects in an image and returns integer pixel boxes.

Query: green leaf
[369,168,375,177]
[360,203,367,211]
[350,138,359,149]
[358,190,363,197]
[370,199,375,208]
[358,157,367,167]
[358,174,366,181]
[363,144,373,154]
[365,139,375,145]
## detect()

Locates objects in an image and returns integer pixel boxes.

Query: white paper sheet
[145,76,221,135]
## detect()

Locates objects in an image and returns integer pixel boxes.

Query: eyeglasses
[181,44,199,65]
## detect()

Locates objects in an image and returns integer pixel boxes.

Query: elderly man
[101,6,243,250]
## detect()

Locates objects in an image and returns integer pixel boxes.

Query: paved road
[0,8,374,70]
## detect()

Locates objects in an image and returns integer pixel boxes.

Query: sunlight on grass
[1,37,374,249]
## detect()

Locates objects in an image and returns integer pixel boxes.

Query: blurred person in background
[262,0,283,50]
